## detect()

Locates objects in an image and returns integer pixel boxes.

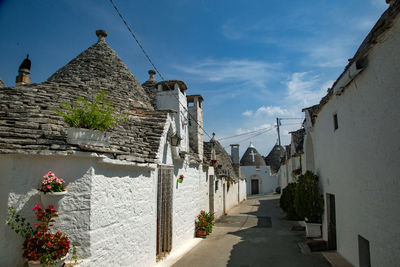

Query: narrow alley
[173,194,330,267]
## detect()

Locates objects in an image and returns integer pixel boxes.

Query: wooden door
[327,193,337,250]
[251,179,259,194]
[156,166,173,260]
[209,175,214,214]
[223,183,226,215]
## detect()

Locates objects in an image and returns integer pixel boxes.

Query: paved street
[173,194,330,267]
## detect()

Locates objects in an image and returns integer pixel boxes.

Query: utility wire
[222,126,276,149]
[109,0,213,140]
[218,125,275,141]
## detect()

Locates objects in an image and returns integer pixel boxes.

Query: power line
[218,125,275,141]
[222,126,276,148]
[109,0,213,140]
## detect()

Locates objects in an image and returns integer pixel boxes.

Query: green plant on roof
[56,90,127,132]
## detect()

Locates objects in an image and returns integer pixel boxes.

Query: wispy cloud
[285,72,331,107]
[242,110,253,116]
[174,58,280,89]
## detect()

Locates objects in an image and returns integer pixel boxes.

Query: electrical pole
[276,118,281,146]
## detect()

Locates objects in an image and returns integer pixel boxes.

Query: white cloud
[255,106,289,116]
[173,58,280,89]
[285,72,330,107]
[242,110,253,116]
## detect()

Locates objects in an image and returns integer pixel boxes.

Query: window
[333,113,338,130]
[215,180,218,192]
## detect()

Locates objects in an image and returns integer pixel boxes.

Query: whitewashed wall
[308,15,400,267]
[239,179,247,202]
[89,162,156,267]
[1,154,106,266]
[279,156,301,190]
[225,181,238,212]
[212,175,225,219]
[242,166,280,195]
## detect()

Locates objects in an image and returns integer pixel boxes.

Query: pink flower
[47,171,53,176]
[32,204,41,211]
[47,185,51,189]
[34,223,38,227]
[46,241,51,247]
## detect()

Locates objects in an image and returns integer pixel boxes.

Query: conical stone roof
[48,31,153,110]
[240,143,266,166]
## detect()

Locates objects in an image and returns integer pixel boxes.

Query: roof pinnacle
[96,29,108,43]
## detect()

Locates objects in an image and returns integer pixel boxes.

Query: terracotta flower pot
[196,229,206,238]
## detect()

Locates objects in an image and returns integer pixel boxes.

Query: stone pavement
[172,194,331,267]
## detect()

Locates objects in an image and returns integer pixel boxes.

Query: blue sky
[0,0,388,156]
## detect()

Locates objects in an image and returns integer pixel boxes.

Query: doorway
[251,179,259,194]
[209,175,214,214]
[223,183,226,215]
[156,166,173,260]
[327,193,337,250]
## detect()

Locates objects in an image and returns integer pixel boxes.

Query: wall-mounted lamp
[170,134,182,146]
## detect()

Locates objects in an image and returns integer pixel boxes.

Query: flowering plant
[39,171,66,193]
[195,210,215,234]
[6,204,70,265]
[179,175,184,180]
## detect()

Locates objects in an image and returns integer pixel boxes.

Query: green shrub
[280,183,301,220]
[56,90,126,132]
[294,171,324,223]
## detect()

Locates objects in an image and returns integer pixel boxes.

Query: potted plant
[195,210,215,237]
[56,90,126,146]
[203,211,215,235]
[177,174,184,183]
[294,171,324,237]
[195,210,209,238]
[39,171,67,210]
[6,205,70,266]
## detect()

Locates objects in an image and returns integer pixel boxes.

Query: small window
[215,180,218,192]
[333,113,338,130]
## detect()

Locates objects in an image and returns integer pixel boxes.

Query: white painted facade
[242,166,280,195]
[1,78,248,266]
[279,155,301,189]
[302,12,400,267]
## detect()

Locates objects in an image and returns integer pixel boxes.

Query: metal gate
[156,166,173,260]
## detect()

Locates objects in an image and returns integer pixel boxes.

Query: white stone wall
[307,15,400,267]
[0,154,96,266]
[238,179,247,202]
[89,163,156,267]
[156,85,189,154]
[242,166,280,195]
[279,156,301,190]
[212,174,225,219]
[171,161,205,251]
[225,180,239,212]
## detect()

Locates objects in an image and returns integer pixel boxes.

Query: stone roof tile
[240,145,266,166]
[0,32,168,163]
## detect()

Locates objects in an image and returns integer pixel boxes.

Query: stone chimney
[96,29,108,43]
[230,144,241,177]
[187,94,204,160]
[16,54,31,85]
[230,144,240,164]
